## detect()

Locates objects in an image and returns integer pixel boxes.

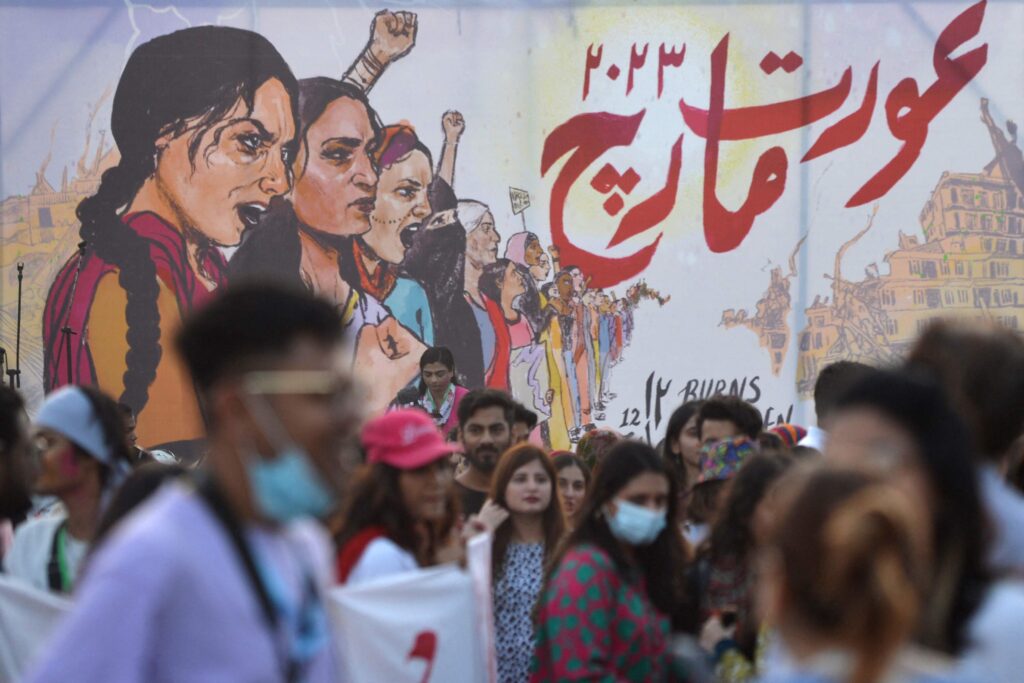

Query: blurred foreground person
[335,408,460,584]
[25,282,359,683]
[827,369,1024,683]
[532,441,691,682]
[4,386,132,594]
[906,319,1024,575]
[0,385,34,562]
[757,466,967,683]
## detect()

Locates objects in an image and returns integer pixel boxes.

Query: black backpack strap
[46,520,67,593]
[196,479,279,633]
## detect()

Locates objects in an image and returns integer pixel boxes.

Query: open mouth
[350,197,375,215]
[236,203,268,229]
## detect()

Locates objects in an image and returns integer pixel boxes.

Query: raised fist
[547,244,560,260]
[442,110,465,143]
[369,10,417,65]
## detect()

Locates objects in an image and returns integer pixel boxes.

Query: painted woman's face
[291,97,378,236]
[465,211,500,270]
[525,239,551,282]
[153,78,296,246]
[503,262,526,299]
[556,273,574,301]
[365,149,432,264]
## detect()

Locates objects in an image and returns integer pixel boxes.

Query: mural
[1,0,1021,454]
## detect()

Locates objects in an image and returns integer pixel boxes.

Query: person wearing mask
[905,319,1024,575]
[0,386,34,562]
[826,369,1024,683]
[335,409,460,584]
[24,282,359,683]
[757,466,961,683]
[662,400,705,493]
[553,451,590,529]
[532,441,690,682]
[487,444,564,683]
[4,385,132,594]
[696,396,763,446]
[455,389,514,517]
[392,346,469,437]
[798,360,872,453]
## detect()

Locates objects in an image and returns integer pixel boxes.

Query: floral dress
[530,543,690,682]
[495,543,545,683]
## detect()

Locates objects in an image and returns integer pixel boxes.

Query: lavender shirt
[24,483,339,683]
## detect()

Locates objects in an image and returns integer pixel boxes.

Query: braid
[77,159,162,415]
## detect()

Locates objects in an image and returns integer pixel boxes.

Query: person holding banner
[488,444,564,683]
[335,408,462,584]
[532,441,690,682]
[4,385,132,595]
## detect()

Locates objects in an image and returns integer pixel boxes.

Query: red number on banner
[407,630,438,683]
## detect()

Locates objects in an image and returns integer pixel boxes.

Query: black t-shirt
[455,481,488,518]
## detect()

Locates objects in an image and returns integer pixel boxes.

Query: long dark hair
[230,78,381,288]
[76,27,298,415]
[707,451,793,560]
[335,462,455,567]
[834,368,990,654]
[479,259,546,340]
[489,444,565,581]
[545,441,687,616]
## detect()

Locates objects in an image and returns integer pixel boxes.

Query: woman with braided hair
[43,27,299,454]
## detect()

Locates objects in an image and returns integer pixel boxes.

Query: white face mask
[605,499,667,546]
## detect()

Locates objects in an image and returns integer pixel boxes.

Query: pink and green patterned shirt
[530,543,690,682]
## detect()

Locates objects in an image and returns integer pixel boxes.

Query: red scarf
[43,211,227,391]
[335,526,386,584]
[352,239,397,302]
[484,295,512,391]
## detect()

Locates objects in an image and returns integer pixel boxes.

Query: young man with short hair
[799,360,873,452]
[455,389,515,516]
[26,282,359,683]
[696,395,763,445]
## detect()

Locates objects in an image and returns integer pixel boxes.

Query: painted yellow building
[796,124,1024,394]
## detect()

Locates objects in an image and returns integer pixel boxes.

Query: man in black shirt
[454,389,514,516]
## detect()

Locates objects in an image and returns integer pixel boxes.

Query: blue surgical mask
[606,499,667,546]
[243,396,337,523]
[246,447,335,523]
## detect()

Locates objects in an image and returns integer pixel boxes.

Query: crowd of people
[5,275,1024,683]
[1,12,1019,683]
[41,17,665,457]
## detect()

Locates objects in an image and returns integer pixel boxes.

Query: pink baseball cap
[362,409,462,470]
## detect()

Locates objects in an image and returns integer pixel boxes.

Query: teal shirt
[384,277,434,345]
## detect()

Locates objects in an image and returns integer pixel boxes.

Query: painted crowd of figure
[40,12,664,456]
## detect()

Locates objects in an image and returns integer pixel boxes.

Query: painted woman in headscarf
[43,27,299,452]
[352,125,433,344]
[229,78,424,412]
[504,231,551,290]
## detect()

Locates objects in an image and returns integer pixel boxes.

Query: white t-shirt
[3,515,88,593]
[957,579,1024,683]
[978,464,1024,574]
[23,482,340,683]
[346,537,418,586]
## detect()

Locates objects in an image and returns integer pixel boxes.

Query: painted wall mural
[1,1,1021,456]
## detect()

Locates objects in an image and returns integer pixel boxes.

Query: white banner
[0,575,71,682]
[328,565,486,683]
